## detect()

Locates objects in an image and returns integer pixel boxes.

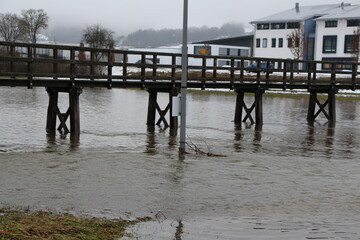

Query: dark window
[257,23,270,30]
[271,38,276,48]
[323,36,337,53]
[278,38,283,48]
[287,22,300,29]
[287,38,293,48]
[262,38,267,48]
[347,19,360,27]
[344,35,359,53]
[256,38,261,48]
[288,37,300,48]
[271,22,286,29]
[325,20,338,28]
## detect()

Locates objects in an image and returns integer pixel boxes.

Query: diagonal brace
[155,102,170,127]
[314,98,330,120]
[241,99,255,124]
[55,106,70,134]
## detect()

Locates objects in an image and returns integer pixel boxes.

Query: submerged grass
[0,208,151,240]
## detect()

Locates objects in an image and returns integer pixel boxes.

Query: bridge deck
[1,41,359,91]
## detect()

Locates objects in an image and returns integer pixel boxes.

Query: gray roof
[251,4,340,23]
[316,4,360,20]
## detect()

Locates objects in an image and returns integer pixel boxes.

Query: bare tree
[82,24,115,74]
[19,9,49,43]
[350,27,360,63]
[0,13,21,42]
[287,26,305,62]
[82,24,115,61]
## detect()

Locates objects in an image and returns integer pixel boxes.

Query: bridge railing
[0,41,359,90]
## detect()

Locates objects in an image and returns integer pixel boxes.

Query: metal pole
[179,0,188,153]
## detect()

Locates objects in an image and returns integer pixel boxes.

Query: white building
[314,4,360,69]
[251,2,360,69]
[126,43,251,67]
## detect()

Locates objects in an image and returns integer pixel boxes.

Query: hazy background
[1,0,360,46]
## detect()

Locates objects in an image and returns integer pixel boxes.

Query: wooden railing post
[27,46,33,89]
[107,50,113,89]
[213,57,217,80]
[282,60,287,89]
[230,58,235,89]
[10,45,15,79]
[330,62,336,87]
[141,53,146,88]
[240,59,244,80]
[171,55,176,87]
[201,56,206,89]
[352,62,357,90]
[70,49,75,84]
[53,49,58,80]
[122,52,127,82]
[152,54,157,80]
[90,51,95,80]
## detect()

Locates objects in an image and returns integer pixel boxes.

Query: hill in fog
[47,22,246,47]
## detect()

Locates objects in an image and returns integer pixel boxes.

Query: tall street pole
[179,0,188,153]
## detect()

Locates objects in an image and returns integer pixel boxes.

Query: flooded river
[1,87,360,239]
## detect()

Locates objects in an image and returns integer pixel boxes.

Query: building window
[287,37,293,48]
[271,38,276,48]
[256,38,261,48]
[257,23,270,30]
[278,38,283,48]
[287,22,300,29]
[262,38,267,48]
[347,19,360,27]
[323,36,337,53]
[288,37,300,48]
[271,22,286,29]
[344,35,359,53]
[325,20,338,28]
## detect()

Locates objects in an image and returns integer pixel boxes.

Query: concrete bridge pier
[307,89,336,124]
[147,88,179,131]
[234,88,265,125]
[46,87,82,134]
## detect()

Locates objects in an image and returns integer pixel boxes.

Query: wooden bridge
[1,41,359,134]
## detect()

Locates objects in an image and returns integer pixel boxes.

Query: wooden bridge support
[46,87,82,134]
[307,89,336,123]
[147,88,179,130]
[234,89,265,125]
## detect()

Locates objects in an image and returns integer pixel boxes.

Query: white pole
[179,0,188,153]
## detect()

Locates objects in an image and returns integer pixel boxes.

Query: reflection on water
[1,87,360,239]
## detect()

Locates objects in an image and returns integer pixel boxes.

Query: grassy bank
[0,208,151,240]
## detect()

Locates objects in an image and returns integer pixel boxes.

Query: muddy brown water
[1,87,360,239]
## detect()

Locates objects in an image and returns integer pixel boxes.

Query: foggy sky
[1,0,360,35]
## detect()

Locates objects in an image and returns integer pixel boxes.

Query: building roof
[315,4,360,20]
[251,4,339,23]
[192,34,253,47]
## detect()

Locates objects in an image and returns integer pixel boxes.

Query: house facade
[314,5,360,68]
[251,3,360,68]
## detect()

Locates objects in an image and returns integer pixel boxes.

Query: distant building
[126,36,252,67]
[251,2,360,69]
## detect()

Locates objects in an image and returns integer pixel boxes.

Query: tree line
[120,23,246,48]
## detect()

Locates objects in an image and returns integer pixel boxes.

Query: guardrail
[0,41,359,90]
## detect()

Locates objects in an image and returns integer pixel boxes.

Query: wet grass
[0,208,151,240]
